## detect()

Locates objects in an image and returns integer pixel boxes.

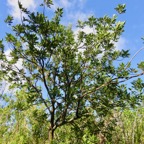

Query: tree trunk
[48,128,54,143]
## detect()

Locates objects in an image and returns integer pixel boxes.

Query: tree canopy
[0,1,144,143]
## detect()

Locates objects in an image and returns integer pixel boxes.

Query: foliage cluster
[0,1,144,143]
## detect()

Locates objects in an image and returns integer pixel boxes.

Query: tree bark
[48,128,54,143]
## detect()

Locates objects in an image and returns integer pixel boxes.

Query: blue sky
[0,0,144,69]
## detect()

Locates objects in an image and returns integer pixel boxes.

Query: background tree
[0,1,144,143]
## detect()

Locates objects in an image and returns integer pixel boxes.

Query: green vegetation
[0,1,144,143]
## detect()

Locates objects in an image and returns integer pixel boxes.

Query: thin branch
[39,58,51,99]
[81,71,144,99]
[53,112,92,130]
[125,47,144,70]
[7,65,51,112]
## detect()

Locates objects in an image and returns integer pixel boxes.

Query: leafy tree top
[0,1,144,142]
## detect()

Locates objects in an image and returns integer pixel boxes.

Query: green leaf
[18,0,30,14]
[115,4,126,14]
[0,39,4,52]
[138,61,144,70]
[44,0,53,8]
[5,15,13,25]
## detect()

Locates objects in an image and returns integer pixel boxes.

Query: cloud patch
[52,0,86,10]
[51,0,90,25]
[7,0,37,21]
[115,37,127,50]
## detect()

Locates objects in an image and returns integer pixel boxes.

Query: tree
[0,1,144,143]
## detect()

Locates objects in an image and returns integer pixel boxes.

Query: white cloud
[74,26,95,53]
[79,26,95,34]
[7,0,37,20]
[115,37,127,50]
[0,48,24,94]
[52,0,86,10]
[5,48,12,61]
[69,11,92,24]
[5,49,23,70]
[51,0,71,10]
[59,0,71,8]
[51,0,89,25]
[6,0,89,27]
[74,26,95,41]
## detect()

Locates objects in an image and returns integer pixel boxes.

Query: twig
[125,47,144,70]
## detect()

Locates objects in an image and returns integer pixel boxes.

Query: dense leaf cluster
[0,1,144,143]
